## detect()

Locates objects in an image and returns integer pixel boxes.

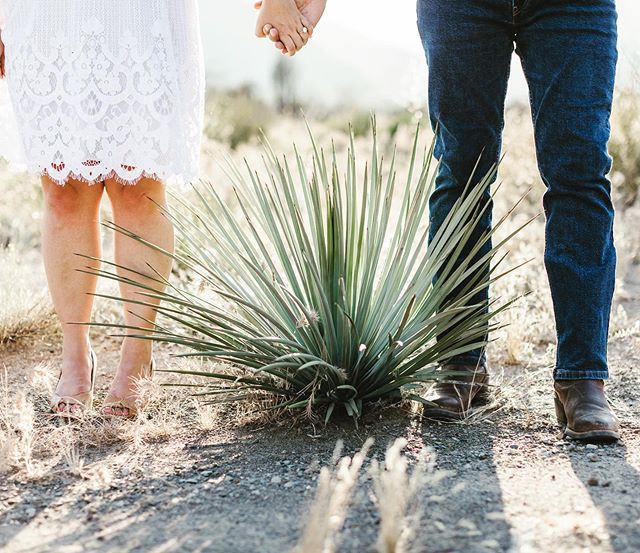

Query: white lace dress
[0,0,204,185]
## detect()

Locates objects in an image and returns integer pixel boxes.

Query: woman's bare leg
[103,177,174,415]
[41,176,104,413]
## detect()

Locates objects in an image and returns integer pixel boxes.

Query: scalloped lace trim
[39,167,164,186]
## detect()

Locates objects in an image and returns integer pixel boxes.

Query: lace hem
[37,165,192,186]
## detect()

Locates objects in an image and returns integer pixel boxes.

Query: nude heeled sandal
[102,358,156,418]
[50,350,98,417]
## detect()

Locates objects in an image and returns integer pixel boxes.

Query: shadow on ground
[0,409,515,553]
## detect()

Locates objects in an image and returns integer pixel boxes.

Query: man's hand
[0,33,5,79]
[255,0,314,56]
[255,0,327,54]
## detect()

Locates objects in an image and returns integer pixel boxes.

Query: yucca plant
[87,124,527,421]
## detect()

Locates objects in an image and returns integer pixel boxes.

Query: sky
[200,0,640,110]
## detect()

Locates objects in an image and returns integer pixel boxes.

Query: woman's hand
[255,0,312,56]
[0,33,5,78]
[255,0,326,55]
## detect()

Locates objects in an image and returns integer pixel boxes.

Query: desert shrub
[610,88,640,207]
[0,168,42,250]
[328,109,373,138]
[204,86,273,150]
[89,125,524,421]
[0,246,52,345]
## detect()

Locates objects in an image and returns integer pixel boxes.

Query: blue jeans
[417,0,618,380]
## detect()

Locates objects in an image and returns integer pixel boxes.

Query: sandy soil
[1,273,639,553]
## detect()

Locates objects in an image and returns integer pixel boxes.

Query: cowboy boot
[422,364,490,421]
[554,379,620,442]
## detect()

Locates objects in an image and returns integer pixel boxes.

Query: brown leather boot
[422,364,490,421]
[554,379,620,443]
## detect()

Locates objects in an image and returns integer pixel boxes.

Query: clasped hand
[254,0,327,56]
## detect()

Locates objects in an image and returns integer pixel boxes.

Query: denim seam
[446,353,487,368]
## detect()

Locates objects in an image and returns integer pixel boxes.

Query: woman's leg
[103,177,174,415]
[41,176,104,413]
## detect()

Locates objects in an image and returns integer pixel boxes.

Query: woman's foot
[51,348,97,416]
[102,341,155,418]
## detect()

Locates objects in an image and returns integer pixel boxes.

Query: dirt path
[1,277,640,553]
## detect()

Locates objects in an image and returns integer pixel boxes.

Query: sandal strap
[50,349,97,414]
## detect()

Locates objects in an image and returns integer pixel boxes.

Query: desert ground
[1,92,640,553]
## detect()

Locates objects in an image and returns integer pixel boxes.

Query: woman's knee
[106,178,167,213]
[42,176,103,215]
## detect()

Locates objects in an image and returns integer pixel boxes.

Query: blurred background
[204,0,640,111]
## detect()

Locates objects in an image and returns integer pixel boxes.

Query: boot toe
[570,411,620,434]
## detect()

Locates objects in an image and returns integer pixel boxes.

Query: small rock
[509,444,519,450]
[477,452,488,460]
[587,453,598,463]
[456,518,477,531]
[587,477,599,487]
[586,444,598,450]
[284,481,295,489]
[270,476,282,485]
[433,520,446,532]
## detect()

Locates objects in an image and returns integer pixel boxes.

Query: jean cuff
[445,354,487,369]
[553,368,609,380]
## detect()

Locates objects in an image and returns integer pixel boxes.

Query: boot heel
[554,395,567,426]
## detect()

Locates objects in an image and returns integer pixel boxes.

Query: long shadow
[0,477,75,549]
[569,440,640,553]
[408,415,513,553]
[0,408,514,553]
[0,416,80,549]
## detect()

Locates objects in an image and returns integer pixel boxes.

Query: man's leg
[516,0,619,440]
[417,0,514,418]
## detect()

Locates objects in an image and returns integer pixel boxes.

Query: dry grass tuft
[370,438,435,553]
[0,247,54,346]
[0,368,36,475]
[294,438,374,553]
